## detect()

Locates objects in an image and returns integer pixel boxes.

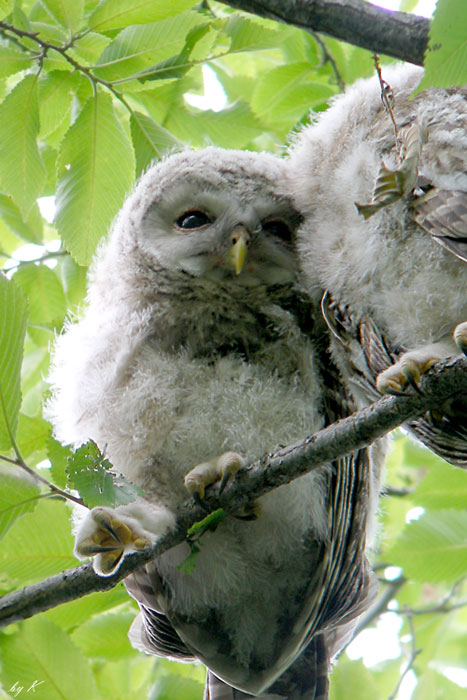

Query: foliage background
[0,0,466,698]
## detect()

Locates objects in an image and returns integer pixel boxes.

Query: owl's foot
[376,352,437,395]
[184,451,244,500]
[377,323,467,396]
[75,507,153,575]
[74,502,175,576]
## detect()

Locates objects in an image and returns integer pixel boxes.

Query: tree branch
[216,0,430,65]
[0,355,465,628]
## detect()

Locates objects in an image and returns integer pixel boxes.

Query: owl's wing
[125,570,195,663]
[323,293,467,468]
[412,187,467,263]
[204,635,329,700]
[123,446,375,700]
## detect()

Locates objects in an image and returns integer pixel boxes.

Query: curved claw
[377,352,439,397]
[75,506,153,575]
[184,452,244,499]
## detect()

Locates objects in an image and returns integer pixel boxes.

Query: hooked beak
[227,225,250,275]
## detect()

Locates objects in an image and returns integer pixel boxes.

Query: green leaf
[187,508,227,539]
[66,440,143,508]
[93,13,205,83]
[0,276,28,451]
[0,75,46,217]
[69,31,112,64]
[130,111,182,175]
[12,265,66,331]
[16,413,50,460]
[224,15,282,52]
[55,92,135,265]
[0,194,43,245]
[71,611,137,659]
[0,0,13,20]
[386,510,467,583]
[20,342,50,415]
[38,70,77,145]
[0,43,33,77]
[0,498,76,584]
[329,656,383,700]
[89,0,197,32]
[413,462,467,510]
[40,0,84,32]
[177,542,201,575]
[57,254,87,309]
[150,675,204,700]
[416,0,467,92]
[166,101,267,149]
[251,63,335,127]
[413,668,467,699]
[44,586,130,629]
[0,469,40,541]
[0,617,100,700]
[47,435,74,489]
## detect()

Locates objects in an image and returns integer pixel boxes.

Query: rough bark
[217,0,430,65]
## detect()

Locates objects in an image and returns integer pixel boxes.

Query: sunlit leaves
[93,13,206,83]
[386,510,467,583]
[223,14,284,53]
[71,610,137,660]
[0,195,43,245]
[0,469,39,541]
[0,43,33,77]
[130,111,182,175]
[417,0,467,91]
[251,63,335,129]
[0,617,100,700]
[38,70,77,147]
[89,0,197,32]
[55,92,135,264]
[0,276,28,451]
[0,75,46,217]
[0,498,76,584]
[12,264,66,342]
[40,0,84,32]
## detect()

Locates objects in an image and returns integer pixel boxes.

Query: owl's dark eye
[262,219,293,243]
[175,210,213,230]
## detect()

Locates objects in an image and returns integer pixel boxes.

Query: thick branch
[217,0,430,65]
[0,356,465,628]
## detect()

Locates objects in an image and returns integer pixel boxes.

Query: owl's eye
[262,219,293,243]
[175,210,213,230]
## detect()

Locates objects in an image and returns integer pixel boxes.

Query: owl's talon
[75,506,155,575]
[184,452,244,499]
[376,355,438,396]
[454,322,467,356]
[192,491,211,512]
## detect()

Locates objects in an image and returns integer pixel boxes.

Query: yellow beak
[227,226,250,275]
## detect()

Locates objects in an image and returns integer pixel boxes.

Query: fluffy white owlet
[286,64,467,467]
[47,148,383,699]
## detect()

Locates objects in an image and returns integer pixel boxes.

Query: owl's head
[108,148,301,288]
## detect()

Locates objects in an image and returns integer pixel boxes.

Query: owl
[47,148,383,699]
[286,64,467,467]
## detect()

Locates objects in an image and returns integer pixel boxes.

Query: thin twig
[1,251,68,270]
[388,610,421,700]
[310,31,345,91]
